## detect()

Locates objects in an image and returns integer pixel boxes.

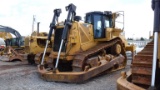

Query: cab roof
[86,11,112,16]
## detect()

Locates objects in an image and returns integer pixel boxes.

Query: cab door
[93,14,105,39]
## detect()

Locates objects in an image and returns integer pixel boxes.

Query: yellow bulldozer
[37,3,135,83]
[0,24,54,63]
[25,22,54,64]
[25,30,54,64]
[117,0,160,90]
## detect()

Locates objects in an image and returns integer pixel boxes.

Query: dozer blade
[117,40,160,89]
[0,46,25,62]
[38,55,124,83]
[0,55,24,62]
[117,70,145,90]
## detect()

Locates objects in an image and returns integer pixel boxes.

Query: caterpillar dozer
[0,23,54,63]
[29,9,62,65]
[38,3,135,83]
[117,0,160,90]
[26,29,54,64]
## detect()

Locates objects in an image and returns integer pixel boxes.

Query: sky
[0,0,154,39]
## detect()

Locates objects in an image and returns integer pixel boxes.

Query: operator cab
[85,11,112,39]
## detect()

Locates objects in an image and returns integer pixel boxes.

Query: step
[132,55,153,65]
[132,74,151,85]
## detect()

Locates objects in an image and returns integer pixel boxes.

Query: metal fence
[127,39,152,47]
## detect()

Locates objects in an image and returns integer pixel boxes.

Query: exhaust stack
[37,22,40,36]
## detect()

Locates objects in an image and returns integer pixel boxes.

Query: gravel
[0,56,132,90]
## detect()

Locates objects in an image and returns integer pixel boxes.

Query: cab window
[104,16,112,28]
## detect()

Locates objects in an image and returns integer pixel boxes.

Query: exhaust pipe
[37,22,40,36]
